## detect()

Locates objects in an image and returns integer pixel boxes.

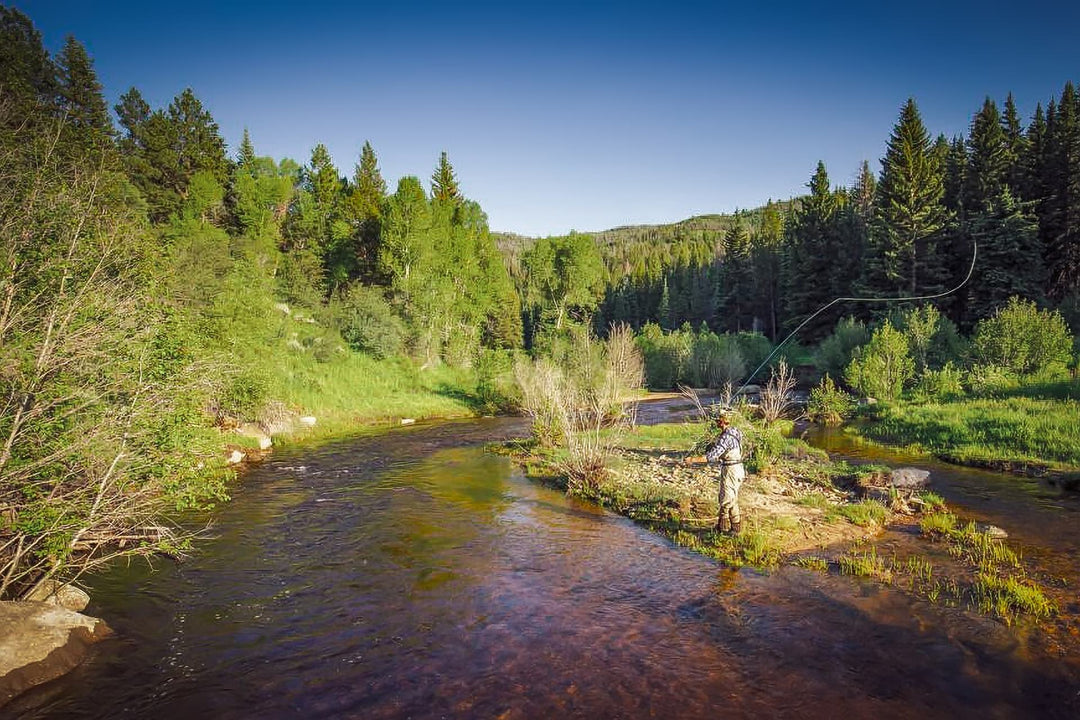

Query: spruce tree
[965,188,1044,321]
[56,36,113,144]
[783,162,841,339]
[863,98,948,299]
[431,151,460,203]
[965,98,1008,210]
[1002,93,1027,197]
[0,7,58,123]
[236,128,257,172]
[1041,83,1080,300]
[346,141,388,282]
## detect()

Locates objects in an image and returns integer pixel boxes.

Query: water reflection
[10,418,1080,719]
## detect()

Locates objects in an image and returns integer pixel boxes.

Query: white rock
[226,449,245,465]
[299,416,317,428]
[400,418,416,425]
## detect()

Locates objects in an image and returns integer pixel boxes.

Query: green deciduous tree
[844,320,914,401]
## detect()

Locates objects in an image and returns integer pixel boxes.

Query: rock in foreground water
[0,601,112,708]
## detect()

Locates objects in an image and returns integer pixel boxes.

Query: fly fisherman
[704,411,745,535]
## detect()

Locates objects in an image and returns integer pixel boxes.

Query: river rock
[0,602,112,708]
[24,581,89,613]
[226,449,245,465]
[976,523,1009,539]
[238,423,273,450]
[890,467,931,490]
[400,418,416,426]
[299,416,317,428]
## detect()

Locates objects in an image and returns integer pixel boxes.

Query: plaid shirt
[705,427,743,464]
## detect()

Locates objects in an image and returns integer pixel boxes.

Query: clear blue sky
[14,0,1080,236]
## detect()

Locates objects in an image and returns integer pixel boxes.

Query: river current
[8,414,1080,719]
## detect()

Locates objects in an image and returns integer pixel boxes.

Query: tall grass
[858,394,1080,469]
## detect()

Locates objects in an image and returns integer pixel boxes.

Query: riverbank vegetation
[510,403,1055,624]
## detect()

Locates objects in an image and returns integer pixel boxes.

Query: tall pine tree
[862,98,948,299]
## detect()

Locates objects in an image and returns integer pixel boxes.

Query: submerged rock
[0,602,112,708]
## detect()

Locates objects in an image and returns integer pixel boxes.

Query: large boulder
[0,602,112,708]
[24,581,89,613]
[890,467,931,490]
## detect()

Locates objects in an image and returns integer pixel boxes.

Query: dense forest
[1,4,1078,599]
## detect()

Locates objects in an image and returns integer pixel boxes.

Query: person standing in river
[704,411,745,535]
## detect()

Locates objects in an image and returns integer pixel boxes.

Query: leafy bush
[893,303,966,372]
[806,374,855,425]
[636,322,689,389]
[913,362,965,402]
[691,331,745,388]
[972,296,1072,376]
[474,349,519,414]
[734,331,773,375]
[218,368,270,420]
[844,320,914,401]
[331,284,406,360]
[815,317,870,380]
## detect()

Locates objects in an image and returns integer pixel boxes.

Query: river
[7,414,1080,719]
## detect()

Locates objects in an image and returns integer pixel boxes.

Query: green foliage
[814,317,870,380]
[862,98,948,298]
[637,323,748,389]
[806,374,855,425]
[913,363,966,402]
[857,388,1080,469]
[972,297,1072,375]
[837,500,889,527]
[523,232,606,331]
[329,284,406,359]
[844,320,914,400]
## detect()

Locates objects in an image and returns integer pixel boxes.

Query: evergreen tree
[56,36,113,144]
[719,219,753,333]
[965,98,1009,210]
[783,162,841,339]
[1041,83,1080,300]
[236,128,257,172]
[431,151,460,203]
[0,7,58,123]
[345,141,387,282]
[658,278,672,330]
[114,87,229,221]
[863,98,948,299]
[750,201,785,339]
[965,188,1044,321]
[1002,93,1027,197]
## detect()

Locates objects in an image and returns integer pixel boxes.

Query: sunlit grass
[857,386,1080,471]
[837,499,889,527]
[268,350,480,442]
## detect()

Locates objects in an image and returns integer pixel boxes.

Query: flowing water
[9,415,1080,719]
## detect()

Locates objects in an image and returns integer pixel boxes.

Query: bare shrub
[515,327,645,494]
[759,359,798,424]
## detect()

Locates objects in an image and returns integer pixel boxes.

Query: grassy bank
[509,415,1056,624]
[851,379,1080,478]
[268,351,484,442]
